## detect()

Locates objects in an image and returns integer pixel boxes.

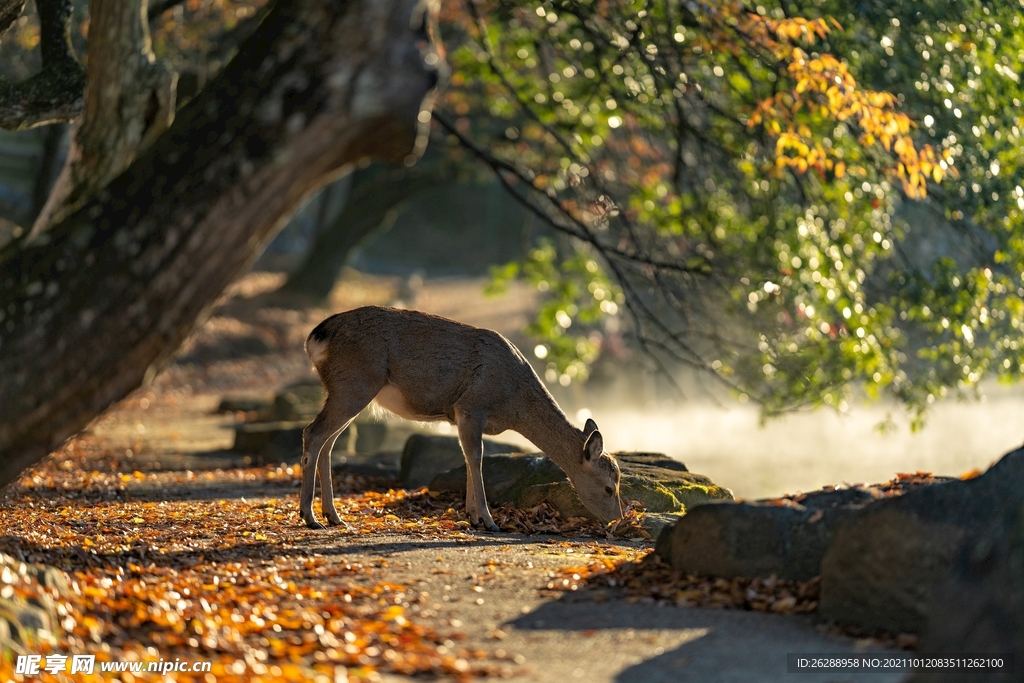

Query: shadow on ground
[509,595,904,683]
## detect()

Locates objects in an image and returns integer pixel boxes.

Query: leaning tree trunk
[280,161,451,301]
[0,0,441,489]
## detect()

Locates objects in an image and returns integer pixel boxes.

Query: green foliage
[488,240,622,384]
[441,0,1024,423]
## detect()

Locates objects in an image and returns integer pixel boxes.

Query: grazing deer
[299,306,623,531]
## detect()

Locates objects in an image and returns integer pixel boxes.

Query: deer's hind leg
[316,426,350,526]
[301,386,380,529]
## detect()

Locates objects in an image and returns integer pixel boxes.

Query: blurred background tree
[430,0,1024,427]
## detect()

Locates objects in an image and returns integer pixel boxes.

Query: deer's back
[308,306,540,419]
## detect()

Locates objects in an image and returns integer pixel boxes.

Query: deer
[299,305,623,531]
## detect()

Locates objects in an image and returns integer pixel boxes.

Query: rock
[429,452,562,499]
[819,446,1024,634]
[428,451,731,519]
[217,381,323,421]
[400,434,521,488]
[909,510,1023,680]
[517,481,591,518]
[233,420,304,456]
[272,380,325,420]
[655,487,880,581]
[216,394,274,414]
[0,554,70,654]
[349,420,421,455]
[642,512,685,540]
[905,502,1024,683]
[616,452,732,513]
[232,421,356,464]
[332,451,402,479]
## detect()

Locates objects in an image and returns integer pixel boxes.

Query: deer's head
[570,418,623,522]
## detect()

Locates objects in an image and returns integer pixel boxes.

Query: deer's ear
[583,428,604,463]
[583,418,599,438]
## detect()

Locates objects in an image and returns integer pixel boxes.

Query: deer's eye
[605,486,615,496]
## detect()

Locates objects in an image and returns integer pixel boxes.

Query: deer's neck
[513,388,585,478]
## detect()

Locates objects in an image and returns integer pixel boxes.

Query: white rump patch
[306,336,329,366]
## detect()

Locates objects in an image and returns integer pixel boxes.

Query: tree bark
[0,0,442,489]
[280,162,452,300]
[30,123,67,221]
[31,0,177,235]
[0,0,86,130]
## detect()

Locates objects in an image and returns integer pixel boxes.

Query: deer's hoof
[304,518,326,530]
[471,516,500,533]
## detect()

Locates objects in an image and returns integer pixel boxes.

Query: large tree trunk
[0,0,441,489]
[280,161,451,301]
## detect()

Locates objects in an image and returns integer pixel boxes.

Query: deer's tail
[304,322,332,368]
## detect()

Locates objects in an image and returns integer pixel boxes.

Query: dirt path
[17,393,895,682]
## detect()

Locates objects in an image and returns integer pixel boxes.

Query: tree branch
[0,0,85,130]
[31,0,177,235]
[0,0,26,39]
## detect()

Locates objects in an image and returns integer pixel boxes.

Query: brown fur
[299,306,623,530]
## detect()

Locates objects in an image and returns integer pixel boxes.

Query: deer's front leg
[455,409,499,532]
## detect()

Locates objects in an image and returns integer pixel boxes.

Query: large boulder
[429,451,731,518]
[819,446,1024,634]
[905,502,1024,683]
[655,487,880,581]
[400,434,522,488]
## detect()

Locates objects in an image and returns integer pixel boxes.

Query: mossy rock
[400,434,522,488]
[428,451,731,519]
[0,554,70,655]
[517,482,590,518]
[616,452,732,511]
[429,453,567,502]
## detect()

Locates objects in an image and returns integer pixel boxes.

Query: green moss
[621,479,685,513]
